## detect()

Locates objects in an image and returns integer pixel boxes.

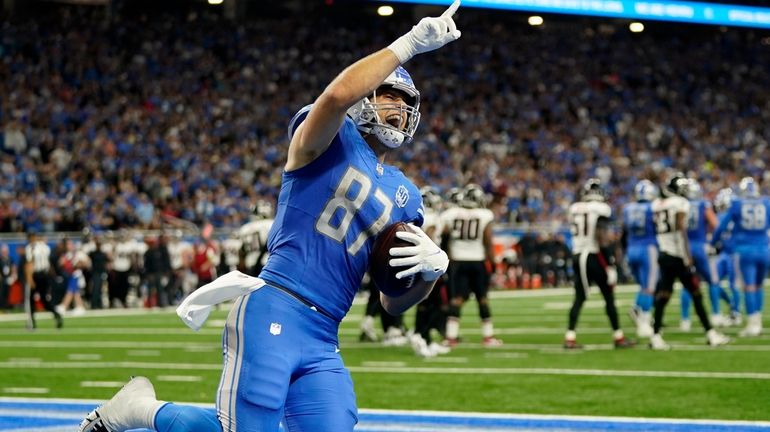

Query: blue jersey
[713,197,770,249]
[622,201,656,247]
[260,106,424,321]
[687,199,709,243]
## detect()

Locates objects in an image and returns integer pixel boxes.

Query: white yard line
[0,360,767,380]
[2,388,49,394]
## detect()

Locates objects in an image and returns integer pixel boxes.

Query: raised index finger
[440,0,460,18]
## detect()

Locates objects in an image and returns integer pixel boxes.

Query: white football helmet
[686,179,703,200]
[714,188,733,213]
[461,184,487,208]
[739,177,760,198]
[252,200,274,220]
[634,179,658,202]
[347,66,421,148]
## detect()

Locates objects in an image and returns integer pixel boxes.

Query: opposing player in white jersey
[410,186,451,357]
[236,200,274,276]
[564,179,633,349]
[649,173,729,350]
[441,184,502,347]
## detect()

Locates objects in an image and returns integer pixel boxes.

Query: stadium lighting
[629,22,645,32]
[208,0,224,5]
[528,16,544,26]
[378,6,395,16]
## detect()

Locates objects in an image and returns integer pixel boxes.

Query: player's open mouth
[386,114,402,128]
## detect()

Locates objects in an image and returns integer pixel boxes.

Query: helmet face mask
[252,200,274,219]
[347,66,421,149]
[446,187,464,207]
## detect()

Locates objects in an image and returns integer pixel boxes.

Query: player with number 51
[79,2,460,432]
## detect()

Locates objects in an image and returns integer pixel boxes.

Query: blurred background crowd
[2,2,769,235]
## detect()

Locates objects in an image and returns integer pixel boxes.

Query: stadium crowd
[1,6,769,234]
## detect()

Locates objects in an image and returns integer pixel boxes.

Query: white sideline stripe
[68,354,101,360]
[484,353,529,359]
[127,350,161,356]
[2,388,49,394]
[1,399,770,430]
[0,360,768,380]
[80,381,125,388]
[0,408,79,419]
[157,375,203,382]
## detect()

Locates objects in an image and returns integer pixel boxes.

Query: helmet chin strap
[373,124,407,148]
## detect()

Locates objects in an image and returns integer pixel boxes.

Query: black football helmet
[420,186,443,212]
[461,184,487,208]
[665,172,690,197]
[446,187,464,207]
[579,178,606,202]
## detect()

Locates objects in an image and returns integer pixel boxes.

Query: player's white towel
[176,270,265,331]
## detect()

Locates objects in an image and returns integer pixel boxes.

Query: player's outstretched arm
[286,0,462,171]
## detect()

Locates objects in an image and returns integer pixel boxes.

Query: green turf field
[1,285,768,421]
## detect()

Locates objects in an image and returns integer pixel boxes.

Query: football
[369,222,419,297]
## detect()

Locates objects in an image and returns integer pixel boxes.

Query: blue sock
[680,290,691,320]
[745,290,757,315]
[639,292,653,312]
[634,291,644,310]
[755,289,764,313]
[709,284,722,314]
[155,403,221,432]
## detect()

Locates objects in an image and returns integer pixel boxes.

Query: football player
[712,187,742,325]
[564,179,633,349]
[622,179,659,338]
[410,185,452,357]
[712,177,769,337]
[80,3,458,431]
[441,183,502,347]
[679,178,731,330]
[649,173,729,349]
[236,200,274,276]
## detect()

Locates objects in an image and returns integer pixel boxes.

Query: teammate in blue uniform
[622,179,659,337]
[712,187,742,325]
[712,177,769,337]
[679,179,730,330]
[79,3,460,432]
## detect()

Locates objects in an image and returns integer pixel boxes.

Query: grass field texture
[0,285,768,422]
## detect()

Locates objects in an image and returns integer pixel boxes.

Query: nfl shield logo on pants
[269,323,282,336]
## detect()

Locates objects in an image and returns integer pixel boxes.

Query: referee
[24,231,62,329]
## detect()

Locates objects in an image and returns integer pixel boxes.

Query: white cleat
[410,335,435,358]
[711,314,730,328]
[79,376,160,432]
[739,313,763,337]
[679,319,692,332]
[729,312,743,327]
[428,342,451,355]
[636,323,653,338]
[706,329,730,346]
[649,333,671,351]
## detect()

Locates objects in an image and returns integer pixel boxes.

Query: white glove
[606,266,618,286]
[388,224,449,281]
[388,0,462,64]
